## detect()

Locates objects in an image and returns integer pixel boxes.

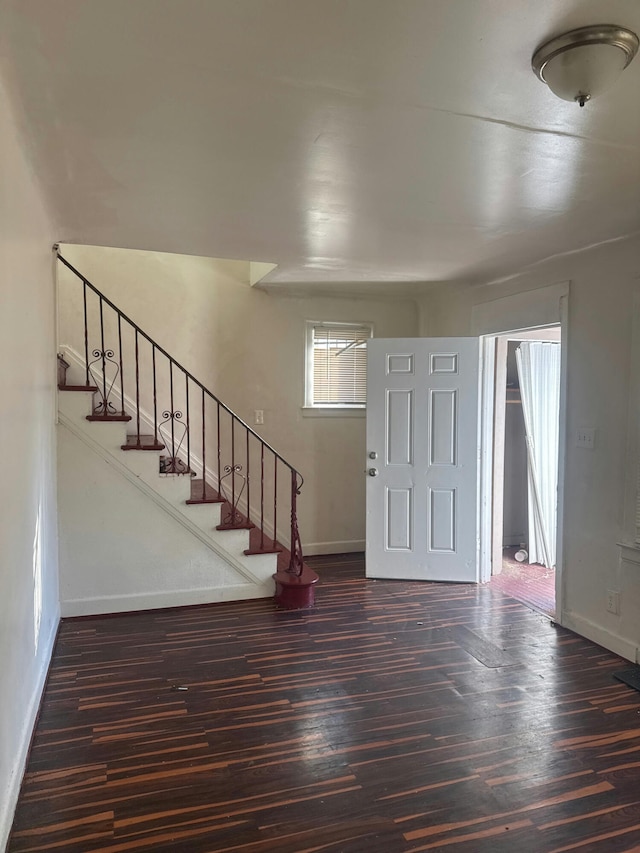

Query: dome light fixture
[532,24,639,106]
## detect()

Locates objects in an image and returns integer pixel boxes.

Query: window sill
[301,406,366,418]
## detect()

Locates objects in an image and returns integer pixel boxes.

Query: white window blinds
[312,323,371,406]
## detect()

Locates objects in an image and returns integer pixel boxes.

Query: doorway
[487,327,561,618]
[364,285,568,616]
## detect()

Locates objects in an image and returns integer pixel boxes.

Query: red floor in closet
[490,548,555,617]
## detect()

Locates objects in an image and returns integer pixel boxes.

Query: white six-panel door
[365,338,480,582]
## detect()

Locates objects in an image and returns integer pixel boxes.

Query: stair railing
[57,252,305,576]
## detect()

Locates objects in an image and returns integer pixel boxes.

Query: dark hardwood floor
[9,554,640,852]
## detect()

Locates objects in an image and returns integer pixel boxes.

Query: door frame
[475,283,569,625]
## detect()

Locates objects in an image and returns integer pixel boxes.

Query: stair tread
[59,384,99,392]
[87,413,132,422]
[244,529,283,556]
[121,435,165,450]
[186,480,224,504]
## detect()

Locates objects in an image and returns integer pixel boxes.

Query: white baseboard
[562,610,639,664]
[61,582,273,617]
[1,613,59,853]
[303,540,365,556]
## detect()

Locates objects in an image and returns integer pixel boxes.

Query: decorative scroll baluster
[88,348,119,416]
[220,463,245,527]
[159,410,188,474]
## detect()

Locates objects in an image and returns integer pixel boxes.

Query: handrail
[57,251,304,574]
[57,253,302,486]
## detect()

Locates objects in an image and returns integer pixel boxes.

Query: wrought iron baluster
[288,469,304,576]
[118,314,125,416]
[186,375,190,472]
[290,469,297,571]
[157,360,190,474]
[220,463,245,526]
[152,346,158,444]
[135,329,140,444]
[82,281,89,386]
[159,409,187,473]
[201,388,206,500]
[273,456,278,551]
[260,443,265,550]
[217,401,221,497]
[246,429,250,529]
[88,348,118,415]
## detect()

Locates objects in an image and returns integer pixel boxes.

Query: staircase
[56,252,318,612]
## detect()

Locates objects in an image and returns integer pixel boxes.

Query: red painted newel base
[273,565,319,610]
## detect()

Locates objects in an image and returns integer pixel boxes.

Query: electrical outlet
[576,428,596,449]
[254,409,264,425]
[606,589,620,615]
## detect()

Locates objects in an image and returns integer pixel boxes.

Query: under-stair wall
[58,395,275,615]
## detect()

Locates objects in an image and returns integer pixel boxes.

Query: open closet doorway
[489,327,561,618]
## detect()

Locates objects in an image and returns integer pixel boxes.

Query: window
[305,322,373,409]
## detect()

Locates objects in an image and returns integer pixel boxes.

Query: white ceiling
[2,0,640,293]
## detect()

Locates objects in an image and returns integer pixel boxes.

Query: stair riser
[123,453,162,479]
[58,390,94,421]
[183,502,223,528]
[240,552,281,583]
[210,527,250,554]
[154,476,193,505]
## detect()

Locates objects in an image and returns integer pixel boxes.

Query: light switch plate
[606,589,620,615]
[576,428,595,449]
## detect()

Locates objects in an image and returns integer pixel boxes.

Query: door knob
[368,467,378,477]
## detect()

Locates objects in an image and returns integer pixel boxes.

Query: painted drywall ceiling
[2,0,639,292]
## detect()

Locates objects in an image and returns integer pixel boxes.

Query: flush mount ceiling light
[532,24,639,106]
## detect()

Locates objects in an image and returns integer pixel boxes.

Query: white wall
[58,245,419,553]
[0,72,59,849]
[419,235,640,661]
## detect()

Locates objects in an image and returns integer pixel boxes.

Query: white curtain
[516,341,561,569]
